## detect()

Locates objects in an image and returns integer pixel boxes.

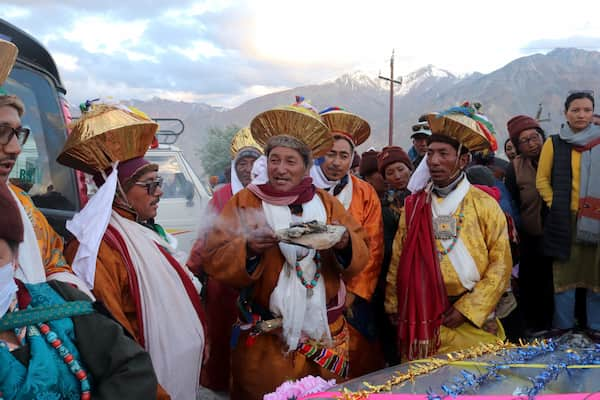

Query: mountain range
[124,48,600,174]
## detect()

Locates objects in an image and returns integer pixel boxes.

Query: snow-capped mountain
[129,48,600,174]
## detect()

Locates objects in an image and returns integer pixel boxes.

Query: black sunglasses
[412,123,430,132]
[134,176,163,195]
[0,125,30,146]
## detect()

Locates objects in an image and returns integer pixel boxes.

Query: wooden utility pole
[378,50,402,145]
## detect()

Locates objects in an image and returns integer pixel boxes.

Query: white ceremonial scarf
[263,196,331,350]
[310,166,354,210]
[431,178,480,290]
[9,188,46,284]
[230,160,244,195]
[67,165,119,290]
[408,154,431,193]
[110,211,204,400]
[250,155,268,185]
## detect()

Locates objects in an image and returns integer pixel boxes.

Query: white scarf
[230,160,244,195]
[431,178,480,290]
[250,155,268,185]
[109,211,204,400]
[67,166,119,290]
[263,196,331,350]
[9,188,46,284]
[408,154,431,193]
[310,166,353,210]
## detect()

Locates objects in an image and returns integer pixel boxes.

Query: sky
[2,0,600,108]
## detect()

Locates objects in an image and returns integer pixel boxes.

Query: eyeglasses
[518,134,542,146]
[0,125,30,146]
[134,176,163,195]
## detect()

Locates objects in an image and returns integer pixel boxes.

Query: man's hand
[388,313,398,326]
[246,226,278,256]
[443,306,467,329]
[331,220,350,250]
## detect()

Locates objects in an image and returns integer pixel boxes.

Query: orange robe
[9,184,74,277]
[64,209,171,400]
[200,188,370,400]
[344,175,385,377]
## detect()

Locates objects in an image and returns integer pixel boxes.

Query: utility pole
[378,49,402,145]
[535,103,551,122]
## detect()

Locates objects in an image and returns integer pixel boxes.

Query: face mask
[0,262,17,318]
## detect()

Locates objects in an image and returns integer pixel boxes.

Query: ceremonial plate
[276,221,346,250]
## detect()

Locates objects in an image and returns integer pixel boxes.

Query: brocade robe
[385,186,512,354]
[200,188,370,400]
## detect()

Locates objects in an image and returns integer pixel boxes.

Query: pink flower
[264,375,336,400]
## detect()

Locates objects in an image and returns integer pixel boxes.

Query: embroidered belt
[0,301,94,331]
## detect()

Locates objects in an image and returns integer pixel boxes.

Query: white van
[145,121,211,255]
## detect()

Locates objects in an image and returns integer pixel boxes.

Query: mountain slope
[127,48,600,174]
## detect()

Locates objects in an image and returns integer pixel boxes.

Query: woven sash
[0,301,94,331]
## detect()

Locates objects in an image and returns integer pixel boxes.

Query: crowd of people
[1,37,599,400]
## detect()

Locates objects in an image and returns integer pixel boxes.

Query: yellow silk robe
[9,184,73,277]
[385,186,512,353]
[200,188,370,400]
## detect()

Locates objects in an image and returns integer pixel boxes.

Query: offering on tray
[276,220,346,250]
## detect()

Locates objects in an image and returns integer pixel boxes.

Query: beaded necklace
[294,252,322,298]
[37,322,92,400]
[436,204,465,258]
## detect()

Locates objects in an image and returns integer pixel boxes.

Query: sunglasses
[134,176,163,195]
[0,125,30,146]
[412,123,430,132]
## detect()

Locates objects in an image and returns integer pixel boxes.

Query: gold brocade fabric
[438,318,506,354]
[230,127,263,158]
[58,104,158,174]
[320,110,370,146]
[250,106,332,158]
[9,184,73,277]
[0,40,17,85]
[385,186,512,328]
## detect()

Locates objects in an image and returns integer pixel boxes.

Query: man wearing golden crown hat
[309,107,385,376]
[187,127,262,392]
[0,39,91,296]
[200,98,370,400]
[59,103,205,400]
[385,103,512,360]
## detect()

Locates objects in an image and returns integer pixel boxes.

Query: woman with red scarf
[200,100,369,400]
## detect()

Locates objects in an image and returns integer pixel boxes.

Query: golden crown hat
[250,96,332,157]
[426,102,498,154]
[0,39,18,86]
[57,103,159,174]
[230,127,263,158]
[319,107,370,146]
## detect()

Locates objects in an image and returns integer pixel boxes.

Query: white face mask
[0,262,17,318]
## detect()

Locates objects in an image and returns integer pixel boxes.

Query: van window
[146,153,195,200]
[5,66,77,211]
